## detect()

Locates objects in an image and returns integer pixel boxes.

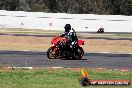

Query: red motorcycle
[47,36,85,60]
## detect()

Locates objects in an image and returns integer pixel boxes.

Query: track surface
[0,50,132,69]
[0,33,132,40]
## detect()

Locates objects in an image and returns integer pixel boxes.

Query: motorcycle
[47,36,85,60]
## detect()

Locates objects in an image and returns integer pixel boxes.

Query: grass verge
[0,28,62,35]
[0,68,131,88]
[0,28,132,53]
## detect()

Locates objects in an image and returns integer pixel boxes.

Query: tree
[0,0,131,15]
[0,0,19,11]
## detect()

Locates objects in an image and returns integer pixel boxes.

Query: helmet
[64,24,71,32]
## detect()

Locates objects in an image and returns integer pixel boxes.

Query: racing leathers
[60,28,78,48]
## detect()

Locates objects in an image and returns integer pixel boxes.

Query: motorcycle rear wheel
[75,46,84,59]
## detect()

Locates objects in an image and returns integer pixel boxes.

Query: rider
[60,24,78,48]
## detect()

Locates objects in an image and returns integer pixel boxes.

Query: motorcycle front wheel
[47,46,57,59]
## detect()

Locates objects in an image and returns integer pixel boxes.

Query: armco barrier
[0,10,132,32]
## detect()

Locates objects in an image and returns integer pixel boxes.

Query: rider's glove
[70,45,73,48]
[70,42,75,48]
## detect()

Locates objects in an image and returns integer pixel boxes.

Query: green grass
[0,68,131,88]
[94,34,132,38]
[114,34,132,37]
[78,33,132,38]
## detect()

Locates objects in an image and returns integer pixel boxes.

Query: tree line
[0,0,132,15]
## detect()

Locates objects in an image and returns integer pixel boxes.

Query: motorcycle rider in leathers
[59,24,78,49]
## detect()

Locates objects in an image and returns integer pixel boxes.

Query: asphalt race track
[0,33,132,41]
[0,50,132,69]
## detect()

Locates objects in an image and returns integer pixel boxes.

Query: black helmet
[64,24,71,32]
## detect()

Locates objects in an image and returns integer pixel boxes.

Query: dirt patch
[0,35,51,51]
[0,35,132,54]
[82,39,132,53]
